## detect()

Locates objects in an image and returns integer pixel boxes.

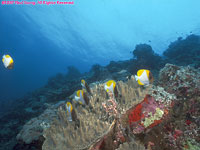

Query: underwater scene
[0,0,200,150]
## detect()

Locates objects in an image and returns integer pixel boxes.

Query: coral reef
[0,66,84,150]
[5,62,200,150]
[16,73,180,150]
[87,64,199,150]
[163,35,200,68]
[89,64,112,82]
[158,64,200,149]
[131,44,163,73]
[1,34,200,150]
[17,76,149,150]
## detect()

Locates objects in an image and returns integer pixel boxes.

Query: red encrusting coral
[128,95,170,134]
[128,95,151,126]
[128,102,144,124]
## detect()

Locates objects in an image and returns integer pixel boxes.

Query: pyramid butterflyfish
[81,79,91,94]
[2,54,14,69]
[104,80,118,98]
[135,69,154,85]
[74,90,89,105]
[66,102,73,121]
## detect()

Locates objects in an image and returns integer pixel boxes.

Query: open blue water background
[0,0,200,101]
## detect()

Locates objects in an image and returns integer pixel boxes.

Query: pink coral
[102,92,118,117]
[102,99,118,117]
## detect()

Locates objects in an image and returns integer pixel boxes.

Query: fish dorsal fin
[107,80,115,87]
[107,80,112,86]
[77,90,81,97]
[81,80,85,85]
[5,55,10,58]
[137,69,144,77]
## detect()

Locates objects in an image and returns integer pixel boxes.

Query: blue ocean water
[0,0,200,101]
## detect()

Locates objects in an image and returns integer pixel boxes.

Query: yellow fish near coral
[135,69,153,85]
[81,79,91,94]
[104,80,116,93]
[74,90,86,105]
[2,54,14,69]
[66,102,73,121]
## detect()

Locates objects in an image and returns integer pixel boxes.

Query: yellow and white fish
[81,79,91,94]
[104,80,116,93]
[2,54,14,69]
[81,79,86,87]
[74,90,86,105]
[66,102,73,121]
[135,69,154,85]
